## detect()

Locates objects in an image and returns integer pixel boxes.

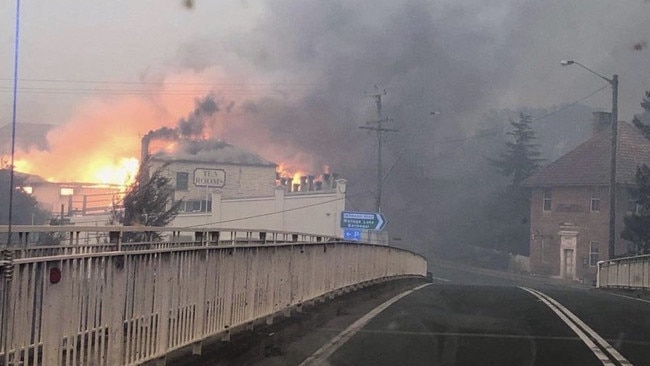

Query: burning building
[141,135,347,237]
[144,137,279,211]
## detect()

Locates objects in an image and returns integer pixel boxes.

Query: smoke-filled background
[1,0,650,258]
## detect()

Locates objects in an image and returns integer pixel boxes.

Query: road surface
[256,261,650,366]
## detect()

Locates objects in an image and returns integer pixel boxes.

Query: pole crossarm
[359,126,399,133]
[365,117,394,125]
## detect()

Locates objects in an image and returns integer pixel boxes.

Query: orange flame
[10,68,320,189]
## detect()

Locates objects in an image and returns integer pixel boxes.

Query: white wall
[171,179,347,237]
[150,159,277,202]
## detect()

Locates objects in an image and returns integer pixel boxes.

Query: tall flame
[8,68,319,189]
[92,158,140,186]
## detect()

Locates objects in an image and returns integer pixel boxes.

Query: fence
[597,254,650,288]
[0,228,426,366]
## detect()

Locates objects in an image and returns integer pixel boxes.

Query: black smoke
[169,0,650,257]
[145,94,219,141]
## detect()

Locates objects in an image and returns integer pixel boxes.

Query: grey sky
[1,0,650,178]
[1,1,649,128]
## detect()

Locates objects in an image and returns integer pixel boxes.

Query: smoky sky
[163,0,650,252]
[173,0,650,169]
[177,95,218,137]
[146,95,219,140]
[4,0,650,253]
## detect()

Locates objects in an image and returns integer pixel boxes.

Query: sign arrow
[340,211,387,231]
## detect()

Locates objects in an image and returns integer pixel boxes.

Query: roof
[523,122,650,187]
[151,139,277,167]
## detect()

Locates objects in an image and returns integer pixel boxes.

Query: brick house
[523,116,650,282]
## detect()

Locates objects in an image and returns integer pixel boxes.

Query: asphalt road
[261,262,650,366]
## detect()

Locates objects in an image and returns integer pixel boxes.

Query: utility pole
[360,88,397,213]
[609,74,618,259]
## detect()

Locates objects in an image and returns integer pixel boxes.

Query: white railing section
[597,254,650,288]
[0,228,426,366]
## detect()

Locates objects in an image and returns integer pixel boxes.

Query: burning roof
[150,139,276,167]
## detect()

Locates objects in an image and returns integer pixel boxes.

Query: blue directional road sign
[340,211,387,231]
[343,229,362,241]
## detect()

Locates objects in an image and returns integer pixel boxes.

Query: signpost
[340,211,386,231]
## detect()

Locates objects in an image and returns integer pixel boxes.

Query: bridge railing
[0,228,426,366]
[2,225,338,259]
[597,254,650,288]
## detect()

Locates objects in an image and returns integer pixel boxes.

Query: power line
[0,77,319,87]
[0,87,311,96]
[531,84,609,123]
[381,112,439,184]
[359,87,397,213]
[428,84,610,148]
[186,195,347,228]
[61,189,368,228]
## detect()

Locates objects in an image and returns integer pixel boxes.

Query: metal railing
[0,228,426,366]
[597,254,650,288]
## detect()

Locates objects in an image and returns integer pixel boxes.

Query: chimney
[592,111,612,136]
[308,175,315,191]
[323,173,331,189]
[141,135,151,163]
[300,176,308,192]
[287,178,294,192]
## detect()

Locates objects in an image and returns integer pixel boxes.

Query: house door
[563,249,575,279]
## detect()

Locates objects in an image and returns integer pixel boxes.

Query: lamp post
[561,60,618,260]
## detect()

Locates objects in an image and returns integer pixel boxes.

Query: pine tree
[622,90,650,254]
[122,158,182,241]
[484,113,544,255]
[621,164,650,254]
[489,113,544,186]
[632,90,650,139]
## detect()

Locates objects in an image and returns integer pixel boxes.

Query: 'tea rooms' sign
[193,168,226,188]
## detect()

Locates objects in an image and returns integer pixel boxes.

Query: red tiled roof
[523,122,650,187]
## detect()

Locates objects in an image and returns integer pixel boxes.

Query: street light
[561,60,619,260]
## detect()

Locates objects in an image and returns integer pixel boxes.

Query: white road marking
[299,283,431,366]
[606,292,650,304]
[521,287,633,366]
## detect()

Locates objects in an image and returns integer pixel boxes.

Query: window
[590,190,600,212]
[176,172,189,191]
[589,241,599,266]
[179,200,212,213]
[543,189,552,212]
[60,188,74,196]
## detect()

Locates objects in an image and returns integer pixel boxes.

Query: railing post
[107,256,127,365]
[0,249,14,366]
[0,226,429,365]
